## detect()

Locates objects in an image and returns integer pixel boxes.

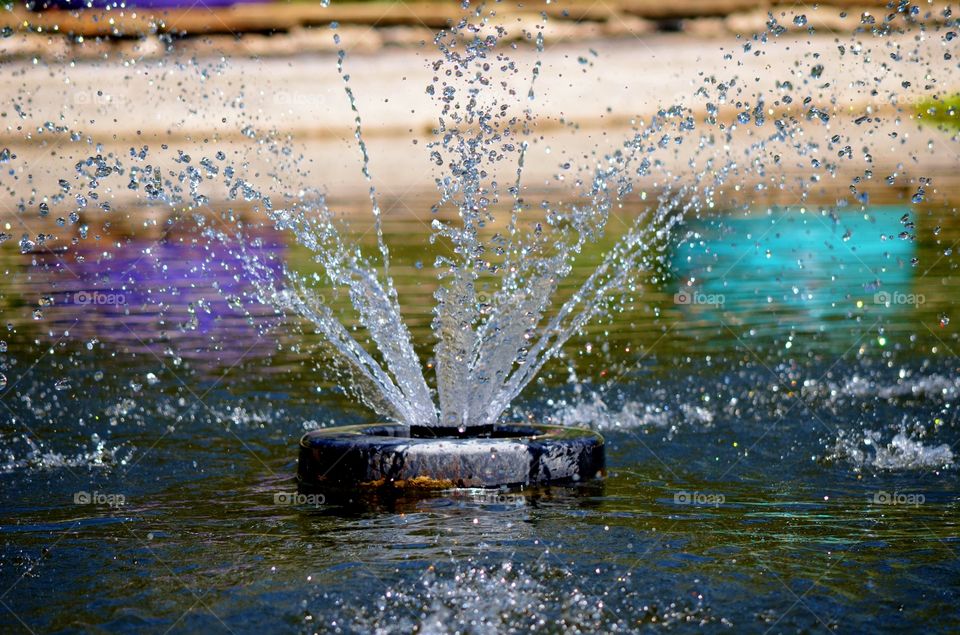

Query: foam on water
[531,393,714,433]
[309,559,728,634]
[0,434,133,474]
[828,374,960,402]
[828,428,954,471]
[211,405,287,429]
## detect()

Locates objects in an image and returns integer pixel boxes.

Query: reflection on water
[3,202,957,383]
[675,206,916,322]
[10,227,285,373]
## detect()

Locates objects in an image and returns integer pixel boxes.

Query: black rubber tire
[298,423,605,490]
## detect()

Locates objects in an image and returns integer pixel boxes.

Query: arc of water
[474,116,700,425]
[336,48,437,420]
[283,273,422,424]
[432,132,487,427]
[277,205,437,426]
[337,50,392,280]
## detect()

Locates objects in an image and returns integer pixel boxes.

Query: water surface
[1,199,958,633]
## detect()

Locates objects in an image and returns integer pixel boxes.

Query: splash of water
[203,5,955,429]
[220,12,722,427]
[828,428,954,471]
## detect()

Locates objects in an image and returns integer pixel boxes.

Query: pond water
[1,197,957,633]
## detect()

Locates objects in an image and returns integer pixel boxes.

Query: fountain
[192,5,955,492]
[264,18,622,490]
[4,0,960,630]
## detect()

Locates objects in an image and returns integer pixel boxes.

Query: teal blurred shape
[670,206,916,322]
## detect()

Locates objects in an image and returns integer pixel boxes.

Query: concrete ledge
[2,0,939,62]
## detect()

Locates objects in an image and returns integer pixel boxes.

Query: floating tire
[298,423,605,490]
